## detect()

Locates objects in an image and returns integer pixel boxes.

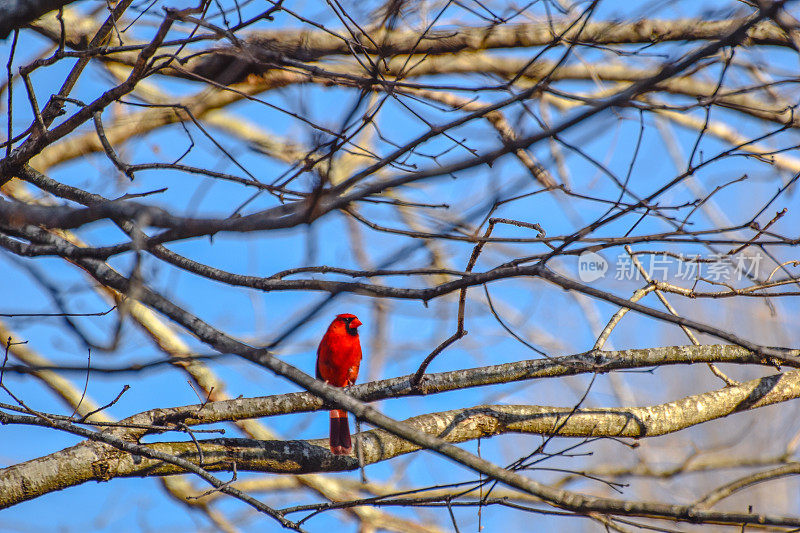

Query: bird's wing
[315,341,324,381]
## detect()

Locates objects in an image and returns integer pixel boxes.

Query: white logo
[578,251,608,283]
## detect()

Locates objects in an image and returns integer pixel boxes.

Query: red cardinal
[316,313,363,455]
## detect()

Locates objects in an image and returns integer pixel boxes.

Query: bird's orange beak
[351,318,362,329]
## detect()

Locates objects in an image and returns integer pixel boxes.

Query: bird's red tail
[329,409,351,455]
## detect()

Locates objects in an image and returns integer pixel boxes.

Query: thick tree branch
[4,367,800,526]
[27,15,793,80]
[115,344,800,434]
